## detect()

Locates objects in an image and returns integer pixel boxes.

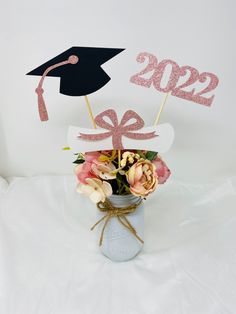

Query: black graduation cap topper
[27,46,125,122]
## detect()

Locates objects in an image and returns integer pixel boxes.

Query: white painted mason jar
[96,194,144,262]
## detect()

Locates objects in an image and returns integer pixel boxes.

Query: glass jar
[96,194,144,262]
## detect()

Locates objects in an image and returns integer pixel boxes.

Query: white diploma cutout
[67,123,174,153]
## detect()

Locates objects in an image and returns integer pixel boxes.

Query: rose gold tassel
[35,87,48,121]
[35,55,79,121]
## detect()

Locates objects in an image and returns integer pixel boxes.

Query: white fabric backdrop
[0,175,236,314]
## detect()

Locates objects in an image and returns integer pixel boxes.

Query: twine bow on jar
[79,109,157,150]
[91,198,144,246]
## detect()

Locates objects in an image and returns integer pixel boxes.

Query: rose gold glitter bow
[79,109,157,149]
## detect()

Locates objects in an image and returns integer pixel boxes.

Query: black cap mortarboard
[27,46,125,121]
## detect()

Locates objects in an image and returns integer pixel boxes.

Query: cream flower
[120,151,140,168]
[76,178,112,203]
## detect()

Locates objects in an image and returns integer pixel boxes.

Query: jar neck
[107,194,141,208]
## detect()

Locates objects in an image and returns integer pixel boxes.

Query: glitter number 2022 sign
[130,52,219,106]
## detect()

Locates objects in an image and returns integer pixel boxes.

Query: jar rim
[108,194,141,201]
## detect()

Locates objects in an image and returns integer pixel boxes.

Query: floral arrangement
[74,150,171,203]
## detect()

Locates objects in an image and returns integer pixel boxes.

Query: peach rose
[152,156,171,184]
[126,159,158,197]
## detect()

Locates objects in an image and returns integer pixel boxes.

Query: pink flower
[85,152,116,180]
[126,159,158,197]
[152,156,171,184]
[91,160,116,180]
[84,152,101,163]
[75,151,116,184]
[75,162,97,184]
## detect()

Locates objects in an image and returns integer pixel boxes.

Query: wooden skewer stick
[84,95,97,129]
[118,149,121,168]
[154,92,171,126]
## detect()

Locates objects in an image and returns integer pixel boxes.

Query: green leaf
[73,159,85,164]
[73,152,85,164]
[146,151,158,161]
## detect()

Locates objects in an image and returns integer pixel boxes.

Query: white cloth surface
[0,175,236,314]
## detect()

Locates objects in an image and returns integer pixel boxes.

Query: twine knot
[91,198,144,246]
[35,87,44,94]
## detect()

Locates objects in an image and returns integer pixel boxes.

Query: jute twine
[91,198,144,246]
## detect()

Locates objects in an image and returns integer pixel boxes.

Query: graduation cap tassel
[35,87,48,121]
[35,55,79,121]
